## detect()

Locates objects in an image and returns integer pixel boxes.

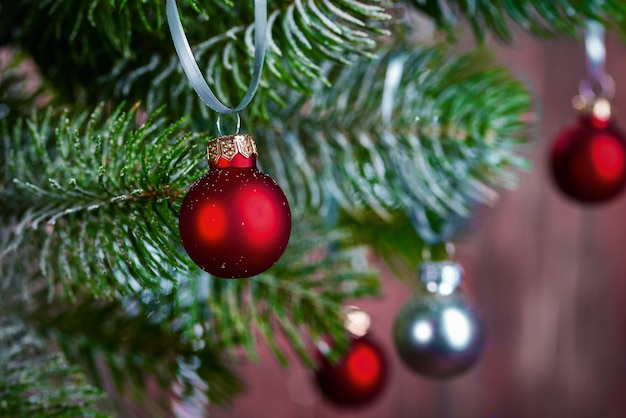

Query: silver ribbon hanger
[580,20,614,101]
[166,0,268,119]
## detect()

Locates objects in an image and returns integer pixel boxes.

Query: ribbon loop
[166,0,268,114]
[584,20,605,82]
[580,20,614,100]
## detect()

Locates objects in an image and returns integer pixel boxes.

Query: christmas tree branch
[97,0,392,124]
[0,0,391,110]
[211,224,380,366]
[258,44,531,225]
[1,222,377,410]
[408,0,626,42]
[18,294,244,410]
[1,104,200,299]
[1,102,381,377]
[0,317,107,417]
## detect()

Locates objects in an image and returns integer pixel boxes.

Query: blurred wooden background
[208,32,626,418]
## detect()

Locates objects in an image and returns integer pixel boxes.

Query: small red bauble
[314,334,388,407]
[178,134,291,278]
[550,114,626,203]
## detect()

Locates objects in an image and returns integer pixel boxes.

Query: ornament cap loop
[216,112,241,136]
[207,134,258,167]
[419,261,463,295]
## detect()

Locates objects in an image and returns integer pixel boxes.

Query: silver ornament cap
[420,261,463,295]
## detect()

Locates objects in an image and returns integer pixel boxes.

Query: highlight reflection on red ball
[344,343,381,388]
[179,163,291,279]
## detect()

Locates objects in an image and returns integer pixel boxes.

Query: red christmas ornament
[314,334,388,407]
[178,134,291,278]
[550,107,626,204]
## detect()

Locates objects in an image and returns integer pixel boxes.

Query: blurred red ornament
[314,334,388,407]
[178,134,291,278]
[550,113,626,204]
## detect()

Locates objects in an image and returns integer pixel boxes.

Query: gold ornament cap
[572,95,613,123]
[207,134,258,168]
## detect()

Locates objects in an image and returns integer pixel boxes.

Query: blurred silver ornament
[393,261,486,379]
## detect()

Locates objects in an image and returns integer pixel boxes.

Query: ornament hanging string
[166,0,268,133]
[581,20,614,101]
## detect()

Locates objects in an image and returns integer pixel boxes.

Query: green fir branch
[1,103,381,372]
[0,0,391,109]
[1,104,204,299]
[0,317,107,417]
[19,294,244,409]
[407,0,626,42]
[97,0,391,124]
[0,0,223,61]
[258,44,531,228]
[201,221,380,366]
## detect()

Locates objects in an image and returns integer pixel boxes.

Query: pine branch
[1,104,201,300]
[201,221,380,367]
[408,0,626,42]
[257,44,531,227]
[1,102,381,369]
[96,0,392,123]
[0,46,530,302]
[0,317,107,417]
[3,219,378,410]
[0,0,221,61]
[1,223,379,405]
[18,294,244,410]
[0,0,391,110]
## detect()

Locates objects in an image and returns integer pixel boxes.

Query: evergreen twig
[0,317,107,417]
[408,0,626,42]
